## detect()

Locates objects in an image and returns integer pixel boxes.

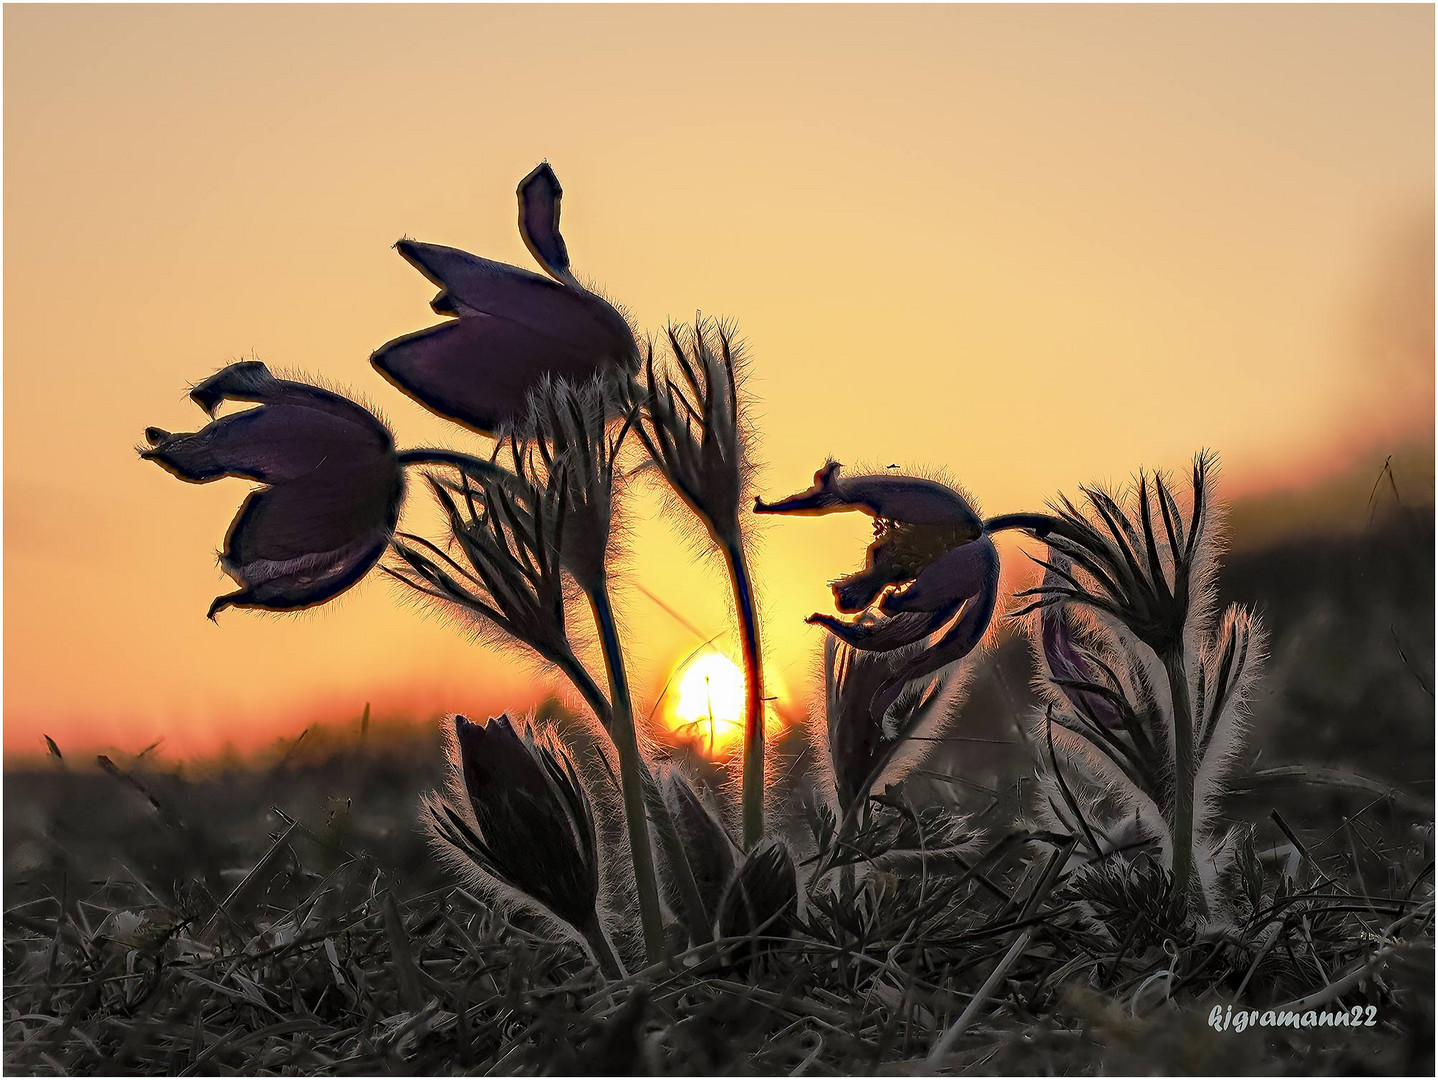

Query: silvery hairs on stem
[1015,453,1267,920]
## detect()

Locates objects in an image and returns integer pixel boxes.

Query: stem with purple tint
[721,535,766,851]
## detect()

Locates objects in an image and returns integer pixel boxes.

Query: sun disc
[672,653,747,756]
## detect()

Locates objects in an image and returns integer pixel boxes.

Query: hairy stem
[587,582,667,964]
[1163,646,1199,913]
[721,537,766,850]
[555,647,714,947]
[579,914,625,980]
[396,448,511,479]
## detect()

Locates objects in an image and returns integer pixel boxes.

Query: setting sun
[672,653,745,756]
[671,653,748,757]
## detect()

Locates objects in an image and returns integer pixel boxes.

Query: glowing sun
[670,653,749,757]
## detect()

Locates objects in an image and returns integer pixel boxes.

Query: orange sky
[4,5,1433,761]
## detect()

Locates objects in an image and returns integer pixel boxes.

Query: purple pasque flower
[141,361,404,619]
[1038,555,1122,730]
[754,461,999,715]
[424,714,601,936]
[372,163,639,435]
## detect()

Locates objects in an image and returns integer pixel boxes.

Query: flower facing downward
[755,462,1000,716]
[372,164,639,435]
[140,361,404,619]
[423,715,601,936]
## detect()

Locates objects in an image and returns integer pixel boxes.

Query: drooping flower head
[140,361,404,619]
[372,163,639,435]
[755,462,1000,716]
[423,714,601,935]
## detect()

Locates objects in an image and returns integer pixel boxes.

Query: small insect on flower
[755,462,1000,717]
[140,361,404,620]
[372,163,639,435]
[422,714,622,977]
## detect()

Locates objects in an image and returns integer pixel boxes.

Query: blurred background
[4,4,1432,767]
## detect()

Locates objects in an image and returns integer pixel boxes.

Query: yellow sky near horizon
[4,4,1433,761]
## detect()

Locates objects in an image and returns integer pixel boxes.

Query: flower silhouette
[372,163,639,435]
[422,714,619,974]
[141,361,404,619]
[755,462,999,714]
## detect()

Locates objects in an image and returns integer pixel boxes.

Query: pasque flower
[372,163,639,435]
[1037,556,1123,732]
[755,462,1000,716]
[1010,453,1264,915]
[422,714,621,976]
[140,361,404,619]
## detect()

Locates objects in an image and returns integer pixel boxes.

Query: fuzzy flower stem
[720,536,766,850]
[552,652,614,732]
[396,448,506,475]
[587,580,667,965]
[555,628,713,948]
[579,914,626,980]
[1162,645,1200,914]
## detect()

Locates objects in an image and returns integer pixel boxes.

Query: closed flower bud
[716,842,798,962]
[423,715,603,942]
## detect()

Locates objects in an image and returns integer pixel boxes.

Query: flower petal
[879,536,995,615]
[142,403,391,485]
[754,462,982,530]
[517,162,571,282]
[393,240,635,359]
[209,461,403,617]
[870,547,1000,717]
[808,606,957,652]
[372,316,620,434]
[830,541,905,613]
[142,363,394,485]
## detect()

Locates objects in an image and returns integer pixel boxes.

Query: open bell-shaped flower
[372,163,639,435]
[755,462,1000,716]
[140,361,404,619]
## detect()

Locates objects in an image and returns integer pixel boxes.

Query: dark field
[5,510,1434,1075]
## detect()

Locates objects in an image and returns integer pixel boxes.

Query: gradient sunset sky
[5,4,1433,760]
